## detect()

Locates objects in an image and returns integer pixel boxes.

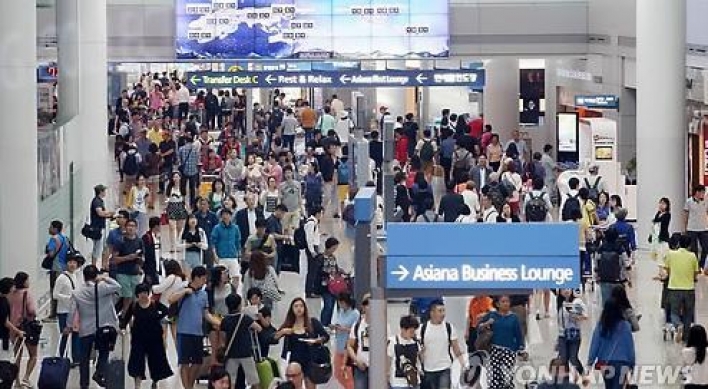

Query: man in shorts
[211,208,241,285]
[169,266,220,389]
[89,184,114,266]
[112,218,144,316]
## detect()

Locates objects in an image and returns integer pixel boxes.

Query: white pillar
[483,58,519,142]
[0,1,38,276]
[636,0,686,242]
[57,0,80,122]
[79,0,110,202]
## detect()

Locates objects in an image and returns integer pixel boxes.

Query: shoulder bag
[20,291,42,345]
[94,283,118,352]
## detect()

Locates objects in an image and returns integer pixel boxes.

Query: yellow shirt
[582,200,597,226]
[664,248,699,290]
[147,128,162,145]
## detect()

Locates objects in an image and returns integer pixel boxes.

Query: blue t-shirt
[333,308,360,351]
[211,222,240,259]
[47,234,68,271]
[177,288,209,336]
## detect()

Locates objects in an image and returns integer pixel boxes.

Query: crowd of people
[6,73,708,389]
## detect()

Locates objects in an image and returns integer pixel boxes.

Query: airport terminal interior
[1,0,708,388]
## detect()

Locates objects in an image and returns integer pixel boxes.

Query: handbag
[216,313,244,364]
[327,272,351,296]
[20,292,42,346]
[81,223,102,240]
[160,211,169,226]
[94,283,117,352]
[308,344,332,385]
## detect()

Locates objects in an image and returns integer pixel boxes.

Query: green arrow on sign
[190,75,201,85]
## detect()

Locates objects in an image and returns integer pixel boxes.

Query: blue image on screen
[176,0,449,59]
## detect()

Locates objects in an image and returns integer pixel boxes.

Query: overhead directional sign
[575,95,619,109]
[385,223,580,290]
[185,70,486,89]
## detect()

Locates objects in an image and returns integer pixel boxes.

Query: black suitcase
[37,342,71,389]
[0,338,22,389]
[105,332,126,389]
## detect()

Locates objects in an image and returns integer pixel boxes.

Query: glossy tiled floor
[20,159,700,388]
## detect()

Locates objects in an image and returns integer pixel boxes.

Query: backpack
[419,140,435,162]
[500,173,517,198]
[420,321,453,365]
[293,218,311,250]
[453,150,470,170]
[393,336,420,387]
[123,153,140,176]
[585,177,601,203]
[338,159,350,184]
[525,192,548,222]
[486,184,506,211]
[596,249,623,283]
[561,193,581,221]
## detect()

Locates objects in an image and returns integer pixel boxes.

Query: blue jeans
[354,367,368,389]
[422,369,451,389]
[57,313,81,363]
[320,291,336,327]
[600,361,631,389]
[79,335,110,389]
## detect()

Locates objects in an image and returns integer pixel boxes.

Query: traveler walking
[53,255,81,368]
[418,300,464,389]
[67,266,121,389]
[122,283,173,388]
[664,234,700,343]
[587,299,635,389]
[169,266,221,389]
[478,295,526,389]
[275,298,330,389]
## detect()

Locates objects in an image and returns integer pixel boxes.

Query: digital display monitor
[176,0,450,59]
[557,113,578,153]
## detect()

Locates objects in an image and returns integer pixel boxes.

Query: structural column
[636,0,686,241]
[79,0,110,202]
[0,1,38,276]
[483,57,519,142]
[57,0,79,122]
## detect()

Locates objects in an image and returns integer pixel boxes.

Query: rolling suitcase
[37,341,71,389]
[252,330,279,389]
[105,332,126,389]
[0,338,23,389]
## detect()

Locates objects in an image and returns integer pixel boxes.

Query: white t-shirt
[387,335,420,387]
[461,189,480,214]
[417,321,457,372]
[131,186,150,213]
[349,317,369,366]
[685,197,708,232]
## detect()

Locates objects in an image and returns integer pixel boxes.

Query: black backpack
[585,177,601,203]
[596,250,622,283]
[561,194,581,221]
[525,192,548,222]
[419,140,435,162]
[123,153,140,176]
[393,336,420,387]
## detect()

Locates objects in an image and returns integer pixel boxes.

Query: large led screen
[176,0,449,59]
